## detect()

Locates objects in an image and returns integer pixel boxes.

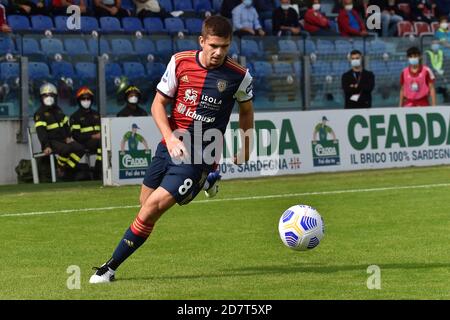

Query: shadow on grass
[119,262,450,282]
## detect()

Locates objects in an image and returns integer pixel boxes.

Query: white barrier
[101,107,450,186]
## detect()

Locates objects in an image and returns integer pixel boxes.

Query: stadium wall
[0,120,28,184]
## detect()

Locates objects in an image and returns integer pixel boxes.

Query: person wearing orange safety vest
[34,82,86,180]
[70,86,102,180]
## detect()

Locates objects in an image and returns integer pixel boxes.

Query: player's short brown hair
[201,15,233,39]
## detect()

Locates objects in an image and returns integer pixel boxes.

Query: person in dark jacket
[34,83,86,179]
[117,86,148,117]
[272,0,301,35]
[70,87,102,179]
[341,50,375,108]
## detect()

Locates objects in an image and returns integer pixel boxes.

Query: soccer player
[89,15,254,283]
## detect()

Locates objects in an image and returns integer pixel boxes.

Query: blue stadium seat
[212,0,222,12]
[87,38,110,55]
[175,39,199,52]
[51,61,75,78]
[120,0,134,11]
[278,39,299,54]
[369,40,387,54]
[29,62,50,79]
[110,38,134,55]
[193,0,212,12]
[316,40,335,55]
[251,61,273,78]
[301,39,316,54]
[122,17,143,33]
[105,62,123,79]
[0,37,16,55]
[273,62,293,74]
[75,62,96,79]
[159,0,173,11]
[335,40,353,54]
[293,61,302,77]
[229,40,239,56]
[331,60,348,75]
[164,18,187,34]
[54,16,69,32]
[155,39,173,57]
[31,15,54,31]
[99,17,123,32]
[143,17,166,34]
[80,16,99,33]
[7,15,31,32]
[64,38,90,56]
[185,18,203,34]
[134,39,156,56]
[40,38,65,56]
[311,61,331,76]
[22,38,42,56]
[122,62,146,79]
[387,60,404,74]
[146,62,166,80]
[174,0,194,11]
[0,62,19,80]
[241,39,261,58]
[352,39,364,53]
[369,61,389,75]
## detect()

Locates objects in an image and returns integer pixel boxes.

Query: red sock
[130,216,154,238]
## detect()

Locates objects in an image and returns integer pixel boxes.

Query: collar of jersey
[196,50,226,70]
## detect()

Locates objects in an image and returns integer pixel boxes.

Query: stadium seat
[397,21,414,37]
[146,62,166,80]
[155,39,173,57]
[0,37,16,55]
[64,38,90,56]
[159,0,173,11]
[175,39,199,51]
[251,61,273,78]
[311,61,331,76]
[122,17,144,33]
[431,21,440,33]
[0,62,19,80]
[352,39,364,53]
[273,62,293,75]
[193,0,212,12]
[122,62,146,79]
[28,62,50,79]
[7,15,31,31]
[331,60,348,75]
[87,38,110,55]
[22,38,42,56]
[51,61,75,78]
[212,0,222,12]
[301,39,316,54]
[293,61,302,77]
[174,0,194,12]
[185,18,203,34]
[31,15,54,31]
[54,16,69,32]
[134,39,156,56]
[278,39,299,55]
[105,62,123,80]
[369,40,387,54]
[75,62,96,78]
[413,21,431,36]
[229,40,239,56]
[99,17,123,32]
[143,17,166,34]
[387,60,404,74]
[40,38,65,56]
[335,40,353,55]
[111,38,134,56]
[241,39,261,58]
[164,18,187,34]
[316,39,335,55]
[120,0,134,11]
[369,60,389,76]
[80,16,99,33]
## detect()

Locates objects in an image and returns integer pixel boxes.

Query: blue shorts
[143,143,211,205]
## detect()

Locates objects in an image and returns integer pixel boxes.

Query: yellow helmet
[39,83,57,96]
[124,85,141,97]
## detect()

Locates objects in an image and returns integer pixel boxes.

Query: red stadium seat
[414,21,431,35]
[431,21,440,33]
[397,21,415,37]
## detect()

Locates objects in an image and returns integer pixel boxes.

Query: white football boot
[204,171,222,198]
[89,263,115,284]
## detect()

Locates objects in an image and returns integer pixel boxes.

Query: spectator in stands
[117,86,148,117]
[369,0,403,37]
[435,16,450,46]
[254,0,276,20]
[51,0,90,16]
[425,40,449,102]
[399,46,436,107]
[341,49,375,108]
[272,0,301,36]
[232,0,266,36]
[220,0,241,19]
[291,0,308,19]
[410,0,437,24]
[337,0,368,36]
[303,0,339,36]
[94,0,131,18]
[11,0,46,15]
[0,4,11,33]
[434,0,450,18]
[133,0,183,19]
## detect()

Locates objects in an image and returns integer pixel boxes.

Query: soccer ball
[278,205,325,251]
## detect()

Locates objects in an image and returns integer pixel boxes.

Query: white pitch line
[1,182,449,218]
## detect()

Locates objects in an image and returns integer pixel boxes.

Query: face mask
[345,4,353,10]
[440,22,448,30]
[243,0,252,7]
[281,4,290,10]
[43,96,54,107]
[431,44,440,52]
[312,4,321,10]
[409,57,419,65]
[351,59,361,68]
[80,99,91,109]
[128,96,139,104]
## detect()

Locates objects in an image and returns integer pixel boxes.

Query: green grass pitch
[0,165,449,300]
